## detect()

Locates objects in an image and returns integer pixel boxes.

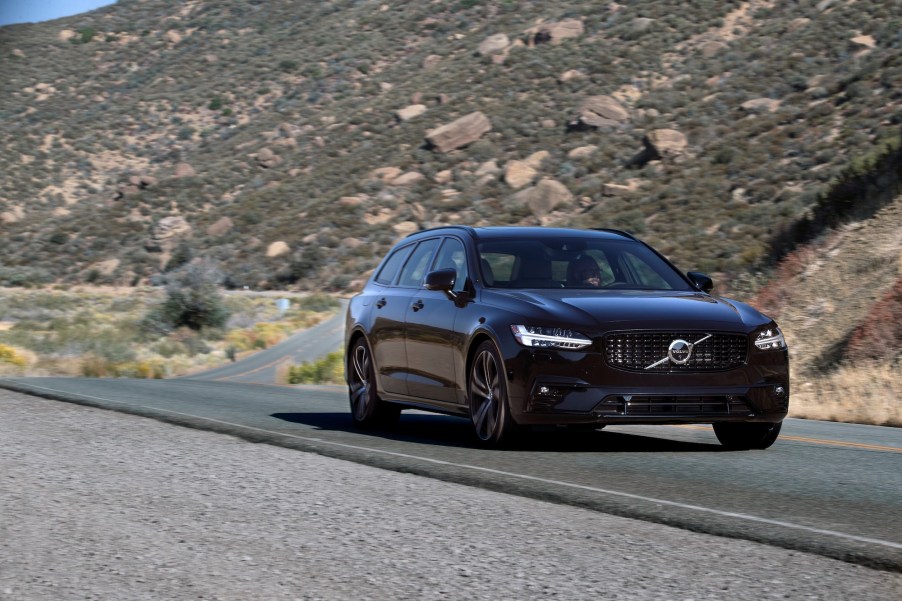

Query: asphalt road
[1,375,899,573]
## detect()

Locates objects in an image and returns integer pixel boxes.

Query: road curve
[1,376,899,573]
[179,301,347,385]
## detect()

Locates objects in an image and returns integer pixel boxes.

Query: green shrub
[287,350,344,384]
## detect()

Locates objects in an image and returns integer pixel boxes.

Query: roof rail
[591,227,637,240]
[406,225,477,238]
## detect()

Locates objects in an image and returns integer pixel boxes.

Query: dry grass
[790,362,902,427]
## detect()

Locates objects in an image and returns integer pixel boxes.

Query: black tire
[468,341,517,446]
[713,422,782,450]
[347,338,400,428]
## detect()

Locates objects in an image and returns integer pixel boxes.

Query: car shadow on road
[270,411,722,453]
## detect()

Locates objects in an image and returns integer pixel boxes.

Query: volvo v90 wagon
[345,226,789,449]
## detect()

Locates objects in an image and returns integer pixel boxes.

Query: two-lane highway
[1,375,899,572]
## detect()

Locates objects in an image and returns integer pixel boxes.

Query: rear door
[368,243,414,396]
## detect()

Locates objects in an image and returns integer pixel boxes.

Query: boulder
[524,150,550,170]
[434,170,453,184]
[629,129,688,166]
[478,33,510,56]
[474,160,500,177]
[174,162,196,177]
[206,216,233,237]
[266,241,290,258]
[422,54,442,69]
[509,178,574,217]
[256,148,282,168]
[741,98,781,113]
[393,221,419,237]
[527,18,584,46]
[395,104,427,121]
[558,69,585,83]
[568,145,597,159]
[504,160,537,189]
[574,96,630,129]
[390,172,425,186]
[370,167,403,183]
[426,111,492,153]
[148,216,192,253]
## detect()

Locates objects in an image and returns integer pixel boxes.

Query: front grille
[604,331,747,372]
[595,395,752,416]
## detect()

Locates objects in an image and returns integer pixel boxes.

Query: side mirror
[424,268,456,292]
[687,271,714,293]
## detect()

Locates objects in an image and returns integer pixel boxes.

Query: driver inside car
[567,255,602,288]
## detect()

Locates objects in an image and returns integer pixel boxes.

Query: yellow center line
[670,425,902,453]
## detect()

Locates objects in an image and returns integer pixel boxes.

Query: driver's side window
[431,238,469,292]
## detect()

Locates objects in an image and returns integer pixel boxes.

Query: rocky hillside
[0,0,900,295]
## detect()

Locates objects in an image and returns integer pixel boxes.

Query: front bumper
[505,347,789,426]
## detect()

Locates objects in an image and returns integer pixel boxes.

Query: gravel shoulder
[1,389,897,601]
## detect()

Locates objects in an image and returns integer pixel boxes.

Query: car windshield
[477,238,691,291]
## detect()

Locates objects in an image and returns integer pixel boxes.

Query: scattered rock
[629,129,688,167]
[129,174,158,189]
[526,18,584,46]
[509,178,574,217]
[342,237,364,250]
[256,148,282,169]
[426,111,492,153]
[558,69,585,83]
[788,18,811,32]
[434,170,453,184]
[422,54,442,69]
[851,34,876,49]
[92,258,120,277]
[58,30,77,42]
[1,206,25,224]
[390,172,425,186]
[174,163,196,178]
[631,17,655,33]
[338,195,366,208]
[166,30,182,44]
[573,96,630,129]
[741,98,781,113]
[541,119,557,129]
[204,54,218,63]
[602,181,641,196]
[474,160,500,177]
[12,49,25,58]
[478,33,510,56]
[206,217,233,237]
[568,145,597,159]
[504,161,537,189]
[524,151,550,170]
[148,216,192,253]
[370,167,403,183]
[393,221,419,237]
[266,241,290,258]
[396,104,427,122]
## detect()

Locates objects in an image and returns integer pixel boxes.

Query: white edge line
[9,381,902,552]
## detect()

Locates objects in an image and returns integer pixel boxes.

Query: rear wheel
[347,338,399,428]
[469,341,516,446]
[713,422,782,450]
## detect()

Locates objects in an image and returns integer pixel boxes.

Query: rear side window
[374,245,413,285]
[398,239,439,288]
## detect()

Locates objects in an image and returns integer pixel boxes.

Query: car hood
[484,288,771,332]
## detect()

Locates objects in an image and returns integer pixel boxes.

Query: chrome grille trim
[604,331,748,372]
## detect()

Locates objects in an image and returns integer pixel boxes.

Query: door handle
[411,300,424,312]
[375,297,387,309]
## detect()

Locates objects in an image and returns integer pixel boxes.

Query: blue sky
[0,1,118,26]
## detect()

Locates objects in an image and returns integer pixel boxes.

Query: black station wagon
[345,226,789,449]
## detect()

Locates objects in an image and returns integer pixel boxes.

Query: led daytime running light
[511,325,591,350]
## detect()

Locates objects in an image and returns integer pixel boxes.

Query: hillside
[1,0,900,292]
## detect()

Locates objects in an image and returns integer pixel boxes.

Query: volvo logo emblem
[645,334,713,370]
[668,339,692,364]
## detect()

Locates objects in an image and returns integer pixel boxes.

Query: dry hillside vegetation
[1,0,900,292]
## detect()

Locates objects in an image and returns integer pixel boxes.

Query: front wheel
[469,341,517,446]
[347,338,399,428]
[713,422,782,450]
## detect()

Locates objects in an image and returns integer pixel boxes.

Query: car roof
[406,225,636,243]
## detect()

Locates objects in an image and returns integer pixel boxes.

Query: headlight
[511,325,592,350]
[754,326,786,350]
